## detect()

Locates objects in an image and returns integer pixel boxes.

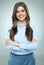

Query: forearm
[5,39,20,47]
[5,39,21,51]
[20,41,38,50]
[11,41,20,47]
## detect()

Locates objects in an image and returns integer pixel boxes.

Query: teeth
[19,16,23,18]
[20,16,23,17]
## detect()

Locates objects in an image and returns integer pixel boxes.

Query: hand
[32,39,37,43]
[5,39,20,47]
[5,39,13,46]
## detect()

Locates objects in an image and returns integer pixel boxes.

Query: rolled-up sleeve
[19,41,38,51]
[6,45,24,51]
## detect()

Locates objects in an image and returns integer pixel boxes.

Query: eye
[16,11,19,13]
[21,10,25,12]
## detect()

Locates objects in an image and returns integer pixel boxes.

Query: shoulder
[5,22,12,39]
[30,23,39,40]
[6,22,12,30]
[30,23,38,32]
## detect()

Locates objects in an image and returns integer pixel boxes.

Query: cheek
[23,12,27,16]
[16,13,19,17]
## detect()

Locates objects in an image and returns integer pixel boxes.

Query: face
[16,6,27,22]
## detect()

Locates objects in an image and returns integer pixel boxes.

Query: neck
[18,20,26,27]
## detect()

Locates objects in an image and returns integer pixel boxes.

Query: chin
[18,18,25,21]
[19,19,24,22]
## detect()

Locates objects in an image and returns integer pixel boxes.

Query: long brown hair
[9,2,33,41]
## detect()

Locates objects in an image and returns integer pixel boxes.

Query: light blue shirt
[6,21,38,55]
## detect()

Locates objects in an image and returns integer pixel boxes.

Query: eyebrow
[16,9,25,12]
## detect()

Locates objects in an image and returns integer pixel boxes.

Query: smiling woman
[5,2,38,65]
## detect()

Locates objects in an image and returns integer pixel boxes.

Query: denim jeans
[8,52,35,65]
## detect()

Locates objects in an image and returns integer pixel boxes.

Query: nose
[19,11,23,15]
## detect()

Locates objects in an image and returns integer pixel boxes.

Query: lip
[19,15,24,18]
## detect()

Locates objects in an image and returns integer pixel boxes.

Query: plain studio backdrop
[0,0,44,65]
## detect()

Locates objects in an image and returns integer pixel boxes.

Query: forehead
[17,6,25,11]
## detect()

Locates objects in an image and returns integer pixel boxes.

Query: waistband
[10,52,33,56]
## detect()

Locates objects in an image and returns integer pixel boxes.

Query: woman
[5,2,38,65]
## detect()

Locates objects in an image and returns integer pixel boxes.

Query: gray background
[0,0,44,65]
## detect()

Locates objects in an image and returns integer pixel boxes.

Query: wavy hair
[9,2,33,41]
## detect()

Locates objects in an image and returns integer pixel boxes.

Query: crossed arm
[5,39,38,51]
